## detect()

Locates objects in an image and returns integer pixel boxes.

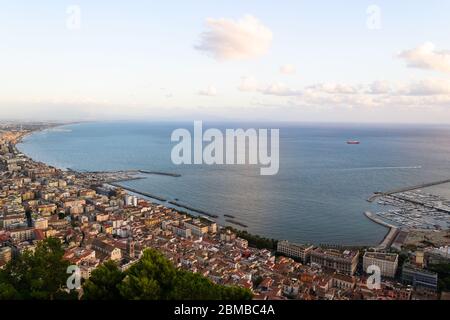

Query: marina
[372,191,450,231]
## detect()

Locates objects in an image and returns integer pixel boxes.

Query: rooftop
[364,252,398,262]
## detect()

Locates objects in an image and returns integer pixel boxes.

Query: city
[1,123,449,301]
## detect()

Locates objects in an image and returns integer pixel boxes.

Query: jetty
[138,170,181,177]
[367,178,450,202]
[167,201,219,218]
[383,178,450,195]
[108,183,167,202]
[225,219,248,228]
[364,211,398,250]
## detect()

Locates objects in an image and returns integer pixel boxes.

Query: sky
[1,0,450,123]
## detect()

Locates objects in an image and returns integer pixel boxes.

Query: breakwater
[109,182,167,202]
[364,211,398,250]
[167,201,218,218]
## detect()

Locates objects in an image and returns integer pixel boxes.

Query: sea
[17,121,450,246]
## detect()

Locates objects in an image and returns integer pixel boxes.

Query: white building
[277,240,314,263]
[363,252,398,278]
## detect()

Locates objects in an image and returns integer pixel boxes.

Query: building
[402,263,438,292]
[34,218,48,230]
[9,227,35,242]
[363,252,398,278]
[183,219,210,237]
[172,225,192,238]
[1,214,26,229]
[91,238,122,261]
[425,246,450,266]
[332,273,356,290]
[235,237,248,249]
[277,240,314,263]
[220,229,236,242]
[125,195,138,207]
[310,248,359,276]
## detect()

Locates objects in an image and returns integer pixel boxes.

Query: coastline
[14,124,387,248]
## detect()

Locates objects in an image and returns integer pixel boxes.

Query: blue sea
[17,122,450,246]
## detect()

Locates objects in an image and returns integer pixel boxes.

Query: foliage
[83,248,253,300]
[428,263,450,292]
[0,238,70,300]
[82,260,125,300]
[227,227,278,250]
[0,239,252,300]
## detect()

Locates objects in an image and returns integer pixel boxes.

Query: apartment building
[363,252,399,278]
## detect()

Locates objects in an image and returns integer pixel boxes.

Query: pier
[364,211,399,250]
[367,178,450,202]
[108,183,167,202]
[167,201,218,218]
[383,178,450,195]
[138,170,181,177]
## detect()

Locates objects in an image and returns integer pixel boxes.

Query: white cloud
[238,77,301,96]
[397,79,450,96]
[195,15,273,61]
[279,64,296,75]
[238,77,450,109]
[198,85,218,96]
[306,83,360,94]
[260,82,302,96]
[238,76,260,92]
[368,80,392,94]
[399,42,450,73]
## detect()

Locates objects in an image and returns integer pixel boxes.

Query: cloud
[279,64,296,75]
[368,80,392,94]
[399,42,450,73]
[397,79,450,96]
[238,77,450,109]
[306,83,360,94]
[260,82,303,96]
[198,85,218,96]
[238,77,301,96]
[238,76,260,92]
[195,15,273,61]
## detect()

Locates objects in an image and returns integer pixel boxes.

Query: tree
[116,248,252,300]
[171,270,219,300]
[118,249,177,300]
[82,260,125,300]
[0,238,70,300]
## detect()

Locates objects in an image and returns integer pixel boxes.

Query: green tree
[0,238,70,300]
[117,249,252,300]
[428,263,450,292]
[171,270,219,300]
[118,249,176,300]
[82,260,125,300]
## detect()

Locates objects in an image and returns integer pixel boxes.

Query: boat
[347,140,360,145]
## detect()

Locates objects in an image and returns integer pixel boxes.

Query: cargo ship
[346,140,360,145]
